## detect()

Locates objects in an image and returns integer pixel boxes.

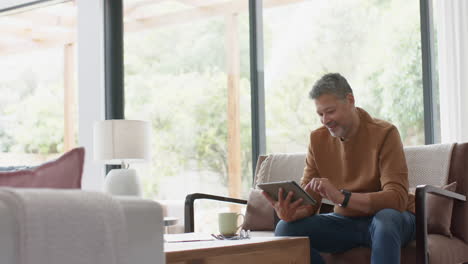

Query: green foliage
[0,129,13,152]
[264,0,424,153]
[124,13,255,198]
[0,72,64,154]
[193,82,229,180]
[359,0,424,144]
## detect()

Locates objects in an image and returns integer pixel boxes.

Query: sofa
[0,191,165,264]
[0,147,165,264]
[185,143,468,264]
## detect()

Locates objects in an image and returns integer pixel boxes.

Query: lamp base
[104,168,142,196]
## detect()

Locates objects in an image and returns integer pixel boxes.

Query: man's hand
[305,178,344,205]
[262,188,313,222]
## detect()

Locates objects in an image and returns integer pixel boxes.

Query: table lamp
[93,120,151,196]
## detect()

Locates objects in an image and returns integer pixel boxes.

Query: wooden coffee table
[165,235,310,264]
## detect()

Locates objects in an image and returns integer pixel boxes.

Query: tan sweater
[300,108,415,217]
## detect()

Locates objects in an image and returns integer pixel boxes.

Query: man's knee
[275,220,302,237]
[369,209,403,238]
[275,215,328,237]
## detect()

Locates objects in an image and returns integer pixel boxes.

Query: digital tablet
[257,180,317,206]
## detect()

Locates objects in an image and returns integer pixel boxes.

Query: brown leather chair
[185,143,468,264]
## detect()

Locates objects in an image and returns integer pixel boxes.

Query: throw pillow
[243,189,276,231]
[427,181,457,237]
[0,147,85,189]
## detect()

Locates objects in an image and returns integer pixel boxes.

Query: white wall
[77,0,106,190]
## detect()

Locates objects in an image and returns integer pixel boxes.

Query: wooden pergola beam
[0,25,74,41]
[33,0,77,16]
[0,0,305,56]
[124,0,166,17]
[0,33,75,57]
[1,15,75,31]
[174,0,220,7]
[0,5,76,31]
[64,43,76,152]
[226,13,242,206]
[124,0,304,33]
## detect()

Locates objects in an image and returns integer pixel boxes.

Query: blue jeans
[275,209,416,264]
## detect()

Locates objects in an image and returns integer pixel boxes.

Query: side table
[165,235,310,264]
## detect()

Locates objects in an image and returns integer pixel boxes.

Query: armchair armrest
[184,193,247,233]
[415,184,466,264]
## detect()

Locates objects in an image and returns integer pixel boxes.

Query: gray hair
[309,73,353,100]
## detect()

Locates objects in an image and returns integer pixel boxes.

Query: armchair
[185,143,468,264]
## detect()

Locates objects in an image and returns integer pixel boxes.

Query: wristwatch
[339,189,351,208]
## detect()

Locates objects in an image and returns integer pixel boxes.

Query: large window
[123,0,428,197]
[0,1,77,166]
[123,0,252,203]
[118,0,439,233]
[264,0,424,153]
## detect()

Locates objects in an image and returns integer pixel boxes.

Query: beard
[327,125,345,138]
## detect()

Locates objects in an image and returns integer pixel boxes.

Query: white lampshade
[93,120,151,165]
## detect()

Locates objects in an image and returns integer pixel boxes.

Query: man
[263,73,415,264]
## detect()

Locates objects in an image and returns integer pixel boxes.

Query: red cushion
[0,147,84,189]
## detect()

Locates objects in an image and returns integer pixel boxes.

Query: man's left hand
[305,178,344,205]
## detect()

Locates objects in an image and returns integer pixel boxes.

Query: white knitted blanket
[0,188,129,264]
